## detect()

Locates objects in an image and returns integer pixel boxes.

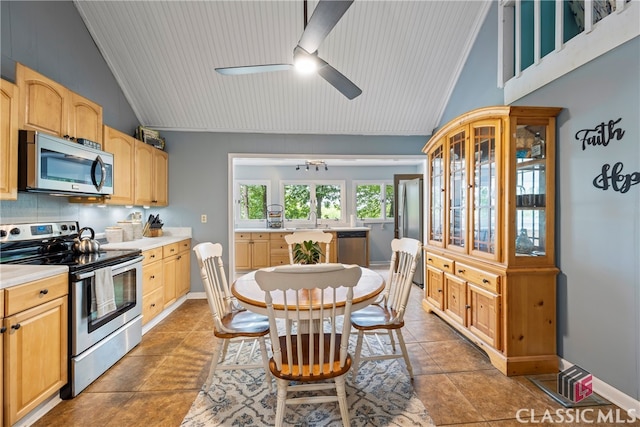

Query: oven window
[41,148,113,186]
[87,266,137,333]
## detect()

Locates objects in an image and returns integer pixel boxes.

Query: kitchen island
[233,226,370,270]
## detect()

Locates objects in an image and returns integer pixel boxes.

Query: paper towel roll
[350,214,356,227]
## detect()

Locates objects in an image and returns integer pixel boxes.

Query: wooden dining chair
[350,237,422,380]
[192,242,272,392]
[254,263,362,427]
[284,230,333,264]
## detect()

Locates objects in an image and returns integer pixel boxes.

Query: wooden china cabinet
[422,106,562,376]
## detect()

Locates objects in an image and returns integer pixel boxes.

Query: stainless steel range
[0,221,143,398]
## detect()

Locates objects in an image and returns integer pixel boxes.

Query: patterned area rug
[182,329,435,426]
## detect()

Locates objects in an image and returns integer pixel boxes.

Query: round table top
[231,266,385,314]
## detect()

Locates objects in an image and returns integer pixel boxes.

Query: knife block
[145,229,163,237]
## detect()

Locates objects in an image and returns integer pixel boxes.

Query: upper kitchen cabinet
[1,79,19,200]
[422,106,562,376]
[16,63,103,143]
[103,126,136,206]
[134,139,168,207]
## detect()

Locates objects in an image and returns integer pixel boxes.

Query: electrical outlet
[201,214,207,223]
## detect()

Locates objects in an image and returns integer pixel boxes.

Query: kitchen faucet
[308,211,318,228]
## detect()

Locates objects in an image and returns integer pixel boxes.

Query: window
[499,0,638,103]
[282,181,345,223]
[354,181,394,221]
[235,181,270,224]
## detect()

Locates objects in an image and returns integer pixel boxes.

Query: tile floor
[33,280,638,427]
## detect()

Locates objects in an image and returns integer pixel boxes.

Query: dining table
[231,265,386,325]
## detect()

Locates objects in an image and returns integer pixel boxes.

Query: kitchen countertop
[100,227,192,251]
[0,265,69,289]
[235,226,370,233]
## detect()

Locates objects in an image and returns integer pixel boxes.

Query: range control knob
[61,225,68,231]
[70,225,76,231]
[0,230,6,238]
[10,228,20,236]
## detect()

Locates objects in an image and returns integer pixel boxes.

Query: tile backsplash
[0,193,142,233]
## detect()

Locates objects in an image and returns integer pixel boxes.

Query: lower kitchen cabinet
[235,233,270,270]
[141,247,164,326]
[3,273,68,427]
[163,239,191,308]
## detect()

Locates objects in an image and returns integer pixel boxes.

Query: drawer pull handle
[465,305,471,309]
[40,289,49,295]
[438,289,442,293]
[458,269,465,273]
[151,303,156,307]
[427,258,433,262]
[12,324,21,330]
[150,255,156,259]
[0,326,6,334]
[443,264,450,268]
[150,275,155,279]
[482,279,489,284]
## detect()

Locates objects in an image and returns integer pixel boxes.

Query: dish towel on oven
[93,266,117,318]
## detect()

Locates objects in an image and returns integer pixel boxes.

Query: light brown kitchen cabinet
[175,240,192,298]
[134,140,168,207]
[16,63,103,143]
[141,247,164,326]
[3,273,68,427]
[422,106,561,376]
[103,126,135,206]
[269,232,292,267]
[235,233,270,271]
[163,239,191,308]
[1,79,19,200]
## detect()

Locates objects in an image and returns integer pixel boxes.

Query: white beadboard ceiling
[74,0,490,136]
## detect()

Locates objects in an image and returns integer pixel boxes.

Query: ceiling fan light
[294,56,317,74]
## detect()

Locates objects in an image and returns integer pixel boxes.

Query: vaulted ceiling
[74,1,490,136]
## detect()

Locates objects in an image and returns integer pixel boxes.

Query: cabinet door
[4,297,68,426]
[68,90,103,143]
[153,149,169,206]
[251,239,270,269]
[425,265,444,310]
[176,251,191,297]
[163,255,178,308]
[443,273,466,326]
[469,120,501,260]
[427,144,445,246]
[103,126,135,205]
[235,240,251,270]
[446,127,467,253]
[134,140,154,206]
[1,79,18,200]
[467,283,500,348]
[16,63,68,137]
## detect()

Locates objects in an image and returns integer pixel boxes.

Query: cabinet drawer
[235,232,251,240]
[178,239,191,252]
[251,232,269,240]
[270,255,291,266]
[455,262,500,293]
[163,242,181,258]
[270,240,289,253]
[271,232,292,240]
[5,273,68,316]
[142,247,163,265]
[143,261,164,294]
[425,253,454,274]
[142,287,164,325]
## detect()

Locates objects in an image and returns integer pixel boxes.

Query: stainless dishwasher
[336,230,368,266]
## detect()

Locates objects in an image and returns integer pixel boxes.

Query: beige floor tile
[422,339,495,373]
[31,392,134,427]
[137,354,209,391]
[413,373,485,425]
[102,390,197,427]
[84,355,166,393]
[128,330,189,356]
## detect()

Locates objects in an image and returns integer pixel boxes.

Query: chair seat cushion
[215,310,270,338]
[270,333,352,381]
[351,304,404,330]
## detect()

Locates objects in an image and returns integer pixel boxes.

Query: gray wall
[441,3,640,400]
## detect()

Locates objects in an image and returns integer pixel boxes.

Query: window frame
[234,180,271,227]
[353,180,395,223]
[280,179,346,225]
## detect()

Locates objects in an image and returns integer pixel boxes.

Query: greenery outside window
[355,181,394,221]
[282,181,344,223]
[235,181,270,224]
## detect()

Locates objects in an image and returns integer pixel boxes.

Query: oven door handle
[72,256,143,281]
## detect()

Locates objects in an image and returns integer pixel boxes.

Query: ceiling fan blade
[215,64,293,75]
[316,57,361,100]
[298,0,354,54]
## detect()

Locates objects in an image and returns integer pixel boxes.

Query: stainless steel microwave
[18,130,114,197]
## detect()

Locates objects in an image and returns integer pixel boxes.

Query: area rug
[181,330,435,426]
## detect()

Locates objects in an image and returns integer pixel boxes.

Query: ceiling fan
[215,0,362,100]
